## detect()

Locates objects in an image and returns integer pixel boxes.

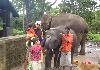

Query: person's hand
[59,47,61,51]
[26,36,31,40]
[39,60,43,63]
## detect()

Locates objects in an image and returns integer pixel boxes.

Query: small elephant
[44,25,78,70]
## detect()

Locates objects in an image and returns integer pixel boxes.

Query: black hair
[28,23,33,28]
[25,23,33,31]
[31,38,39,44]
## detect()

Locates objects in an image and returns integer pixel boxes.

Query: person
[24,24,38,70]
[29,38,43,70]
[34,21,46,44]
[26,24,37,47]
[60,29,73,70]
[26,24,37,38]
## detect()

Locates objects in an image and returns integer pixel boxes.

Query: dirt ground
[11,43,100,70]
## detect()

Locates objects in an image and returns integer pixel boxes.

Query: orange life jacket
[26,28,37,37]
[61,32,73,52]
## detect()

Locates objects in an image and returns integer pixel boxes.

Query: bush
[87,32,100,41]
[12,29,24,36]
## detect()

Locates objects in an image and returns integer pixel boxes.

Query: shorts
[32,61,43,70]
[60,52,72,66]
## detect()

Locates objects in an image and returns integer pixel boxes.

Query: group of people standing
[24,20,74,70]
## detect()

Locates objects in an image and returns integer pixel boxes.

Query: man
[34,21,45,44]
[60,28,73,70]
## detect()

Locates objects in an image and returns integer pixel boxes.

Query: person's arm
[59,46,62,51]
[40,50,43,62]
[38,46,44,63]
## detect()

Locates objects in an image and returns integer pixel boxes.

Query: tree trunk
[24,0,31,29]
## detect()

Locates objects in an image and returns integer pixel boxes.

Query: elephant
[41,13,88,55]
[44,25,78,70]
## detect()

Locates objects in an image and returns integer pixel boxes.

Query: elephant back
[51,13,88,34]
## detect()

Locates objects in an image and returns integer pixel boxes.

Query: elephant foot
[79,51,85,55]
[53,67,60,70]
[45,67,51,70]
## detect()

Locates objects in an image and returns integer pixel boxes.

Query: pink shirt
[30,45,42,61]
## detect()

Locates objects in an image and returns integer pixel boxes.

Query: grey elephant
[41,13,88,55]
[44,25,78,70]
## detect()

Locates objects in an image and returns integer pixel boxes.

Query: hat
[35,21,41,25]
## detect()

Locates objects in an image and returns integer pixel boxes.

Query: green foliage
[57,0,100,34]
[58,0,96,20]
[12,16,23,30]
[12,29,24,36]
[11,0,23,13]
[87,32,100,41]
[0,18,4,30]
[49,8,60,16]
[23,0,52,21]
[0,24,3,30]
[91,10,100,33]
[11,0,100,36]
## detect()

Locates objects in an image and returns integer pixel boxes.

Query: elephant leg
[71,47,74,64]
[73,45,78,56]
[79,34,87,55]
[45,49,53,70]
[54,48,61,68]
[73,36,78,56]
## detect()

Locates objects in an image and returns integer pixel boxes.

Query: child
[26,24,37,47]
[24,24,38,70]
[26,24,37,38]
[60,29,73,69]
[29,38,43,70]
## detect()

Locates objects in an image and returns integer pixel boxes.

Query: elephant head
[41,13,52,31]
[44,29,61,49]
[44,25,71,49]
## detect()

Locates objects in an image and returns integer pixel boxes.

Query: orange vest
[61,32,73,52]
[26,28,37,37]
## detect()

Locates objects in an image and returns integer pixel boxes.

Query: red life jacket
[26,28,37,37]
[61,32,73,52]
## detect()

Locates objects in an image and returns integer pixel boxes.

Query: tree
[91,10,100,33]
[58,0,97,23]
[48,7,60,16]
[11,0,23,14]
